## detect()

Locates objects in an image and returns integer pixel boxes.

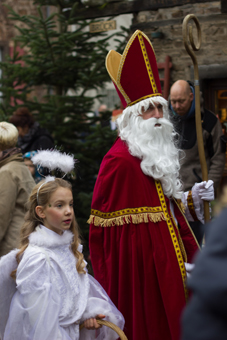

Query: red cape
[89,137,199,340]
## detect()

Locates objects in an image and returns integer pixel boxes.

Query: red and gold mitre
[106,30,162,108]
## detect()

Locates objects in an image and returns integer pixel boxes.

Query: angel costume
[0,225,124,340]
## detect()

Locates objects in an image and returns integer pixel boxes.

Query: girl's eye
[70,203,73,207]
[57,204,62,208]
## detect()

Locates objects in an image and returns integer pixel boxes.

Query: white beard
[116,98,183,199]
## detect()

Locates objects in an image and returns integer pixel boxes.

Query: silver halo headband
[31,150,76,205]
[36,176,55,205]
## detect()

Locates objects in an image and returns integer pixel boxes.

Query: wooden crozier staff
[182,14,210,223]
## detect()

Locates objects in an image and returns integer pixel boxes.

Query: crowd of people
[0,29,227,340]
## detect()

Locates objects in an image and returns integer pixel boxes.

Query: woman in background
[9,107,54,154]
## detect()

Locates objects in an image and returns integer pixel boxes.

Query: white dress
[0,225,124,340]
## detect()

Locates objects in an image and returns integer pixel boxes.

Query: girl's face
[36,187,74,235]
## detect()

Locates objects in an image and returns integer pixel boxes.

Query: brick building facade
[0,1,48,103]
[1,1,227,117]
[0,1,39,59]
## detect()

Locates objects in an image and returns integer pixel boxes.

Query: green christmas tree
[0,0,128,260]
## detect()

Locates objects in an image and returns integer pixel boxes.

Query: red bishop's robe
[88,137,199,340]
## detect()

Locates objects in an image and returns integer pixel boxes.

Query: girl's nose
[65,206,72,214]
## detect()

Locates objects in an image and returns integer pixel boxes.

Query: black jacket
[18,122,54,154]
[181,208,227,340]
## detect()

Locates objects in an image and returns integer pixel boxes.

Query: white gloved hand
[191,180,214,223]
[184,262,195,279]
[196,180,214,201]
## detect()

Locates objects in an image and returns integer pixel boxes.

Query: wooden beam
[68,1,140,19]
[66,0,217,20]
[131,14,227,31]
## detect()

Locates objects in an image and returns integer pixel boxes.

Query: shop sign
[90,20,116,33]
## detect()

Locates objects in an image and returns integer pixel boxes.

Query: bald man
[169,80,226,243]
[170,80,194,117]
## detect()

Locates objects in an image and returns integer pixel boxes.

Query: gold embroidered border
[88,212,165,227]
[187,190,198,221]
[140,30,158,59]
[155,180,188,301]
[176,199,186,214]
[138,32,158,95]
[88,206,166,227]
[91,206,162,218]
[170,211,187,264]
[127,93,163,107]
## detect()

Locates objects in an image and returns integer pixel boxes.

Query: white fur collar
[29,225,74,248]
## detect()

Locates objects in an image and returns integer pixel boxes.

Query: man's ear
[190,91,194,102]
[35,206,45,219]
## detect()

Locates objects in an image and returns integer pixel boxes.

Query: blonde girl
[0,178,124,340]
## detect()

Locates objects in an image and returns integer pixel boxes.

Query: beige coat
[0,154,35,256]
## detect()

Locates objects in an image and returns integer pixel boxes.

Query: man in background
[169,80,226,243]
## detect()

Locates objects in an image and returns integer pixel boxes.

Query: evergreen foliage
[0,0,129,258]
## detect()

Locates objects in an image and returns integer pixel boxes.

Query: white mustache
[146,117,172,127]
[137,117,174,134]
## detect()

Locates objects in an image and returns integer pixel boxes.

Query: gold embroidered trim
[88,211,166,227]
[127,93,163,107]
[116,31,140,104]
[138,32,158,95]
[187,190,198,221]
[176,199,186,214]
[91,206,162,218]
[155,180,188,301]
[170,211,187,263]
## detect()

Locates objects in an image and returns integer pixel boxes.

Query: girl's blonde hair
[11,178,86,279]
[0,122,18,151]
